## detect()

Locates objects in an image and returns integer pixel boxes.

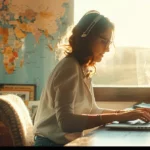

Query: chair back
[0,94,34,146]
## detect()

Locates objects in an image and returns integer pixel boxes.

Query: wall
[0,0,74,100]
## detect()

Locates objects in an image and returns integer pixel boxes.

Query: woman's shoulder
[52,56,81,79]
[57,56,79,68]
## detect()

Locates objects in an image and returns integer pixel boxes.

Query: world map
[0,0,68,74]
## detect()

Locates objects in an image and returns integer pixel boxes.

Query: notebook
[105,119,150,130]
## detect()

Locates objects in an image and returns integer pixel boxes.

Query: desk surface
[65,127,150,146]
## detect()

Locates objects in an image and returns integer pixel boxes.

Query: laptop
[105,119,150,130]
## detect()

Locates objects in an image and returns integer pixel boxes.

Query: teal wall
[0,0,74,100]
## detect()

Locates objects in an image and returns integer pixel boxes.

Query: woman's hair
[57,10,114,76]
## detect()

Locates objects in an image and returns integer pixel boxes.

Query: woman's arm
[53,60,150,132]
[101,109,126,114]
[53,61,119,132]
[86,108,150,129]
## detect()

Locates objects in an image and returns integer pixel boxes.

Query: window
[74,0,150,87]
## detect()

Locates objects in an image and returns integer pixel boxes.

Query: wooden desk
[65,126,150,146]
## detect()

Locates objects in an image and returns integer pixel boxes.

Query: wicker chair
[0,94,34,146]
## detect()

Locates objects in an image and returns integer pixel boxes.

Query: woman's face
[92,28,112,62]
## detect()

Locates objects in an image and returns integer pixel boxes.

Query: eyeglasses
[99,37,113,47]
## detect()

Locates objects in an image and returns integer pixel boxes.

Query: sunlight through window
[74,0,150,86]
[74,0,150,48]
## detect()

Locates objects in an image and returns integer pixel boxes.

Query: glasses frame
[99,37,113,48]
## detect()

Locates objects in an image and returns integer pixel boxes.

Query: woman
[33,10,150,146]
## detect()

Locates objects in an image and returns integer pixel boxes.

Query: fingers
[121,109,150,122]
[136,108,150,113]
[144,108,150,114]
[136,110,150,122]
[139,116,149,123]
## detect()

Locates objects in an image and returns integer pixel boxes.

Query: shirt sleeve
[53,63,89,133]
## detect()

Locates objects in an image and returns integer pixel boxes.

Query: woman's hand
[116,108,150,123]
[135,108,150,114]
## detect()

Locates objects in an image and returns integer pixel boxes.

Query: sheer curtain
[74,0,150,86]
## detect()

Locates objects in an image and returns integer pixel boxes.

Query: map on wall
[0,0,68,74]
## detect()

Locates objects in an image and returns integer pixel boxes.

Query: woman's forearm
[84,109,130,130]
[101,109,126,114]
[85,113,118,129]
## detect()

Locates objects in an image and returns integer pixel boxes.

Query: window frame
[93,86,150,102]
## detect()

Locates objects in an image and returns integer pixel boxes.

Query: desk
[65,127,150,146]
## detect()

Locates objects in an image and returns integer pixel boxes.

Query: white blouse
[33,56,104,145]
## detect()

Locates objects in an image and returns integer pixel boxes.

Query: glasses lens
[100,38,110,46]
